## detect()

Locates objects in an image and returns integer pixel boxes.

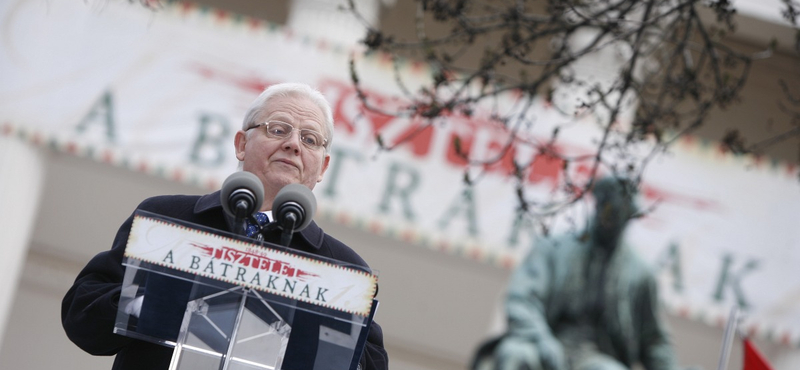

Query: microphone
[220,171,264,235]
[272,184,317,245]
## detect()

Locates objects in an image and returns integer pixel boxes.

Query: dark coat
[62,191,388,370]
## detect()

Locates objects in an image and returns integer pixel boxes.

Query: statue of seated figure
[472,177,678,370]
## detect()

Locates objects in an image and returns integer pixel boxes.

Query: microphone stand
[278,213,298,247]
[257,200,304,247]
[255,217,296,247]
[232,200,252,238]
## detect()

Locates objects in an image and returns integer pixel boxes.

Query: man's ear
[234,130,247,161]
[317,154,331,183]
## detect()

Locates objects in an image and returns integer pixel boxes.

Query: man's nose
[282,130,302,152]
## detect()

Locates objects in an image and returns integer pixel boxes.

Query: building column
[0,135,45,348]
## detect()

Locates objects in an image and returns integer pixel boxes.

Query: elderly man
[473,177,677,370]
[62,83,388,370]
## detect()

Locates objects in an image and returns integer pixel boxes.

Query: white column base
[0,135,45,348]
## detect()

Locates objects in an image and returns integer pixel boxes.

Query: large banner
[2,0,799,345]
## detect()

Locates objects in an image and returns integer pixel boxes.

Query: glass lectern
[113,211,379,370]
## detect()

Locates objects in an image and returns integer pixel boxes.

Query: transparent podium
[114,211,379,370]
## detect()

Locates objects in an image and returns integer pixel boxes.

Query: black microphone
[272,184,317,246]
[220,171,264,235]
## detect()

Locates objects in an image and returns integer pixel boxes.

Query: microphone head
[273,184,317,232]
[220,171,264,218]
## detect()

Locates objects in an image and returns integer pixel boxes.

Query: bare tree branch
[345,0,793,227]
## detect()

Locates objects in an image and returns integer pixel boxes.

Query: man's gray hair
[241,82,335,150]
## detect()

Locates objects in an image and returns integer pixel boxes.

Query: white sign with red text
[125,214,377,316]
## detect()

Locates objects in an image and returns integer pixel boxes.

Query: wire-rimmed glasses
[248,120,328,150]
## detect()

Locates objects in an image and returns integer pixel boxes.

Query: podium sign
[114,211,379,370]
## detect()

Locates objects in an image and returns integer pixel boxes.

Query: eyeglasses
[248,121,328,150]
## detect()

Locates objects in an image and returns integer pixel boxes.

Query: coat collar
[195,190,324,250]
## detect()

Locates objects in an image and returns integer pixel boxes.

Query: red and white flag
[743,339,774,370]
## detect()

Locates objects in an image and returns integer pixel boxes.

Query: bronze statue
[473,177,678,370]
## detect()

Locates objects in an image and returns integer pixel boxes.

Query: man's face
[234,94,330,202]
